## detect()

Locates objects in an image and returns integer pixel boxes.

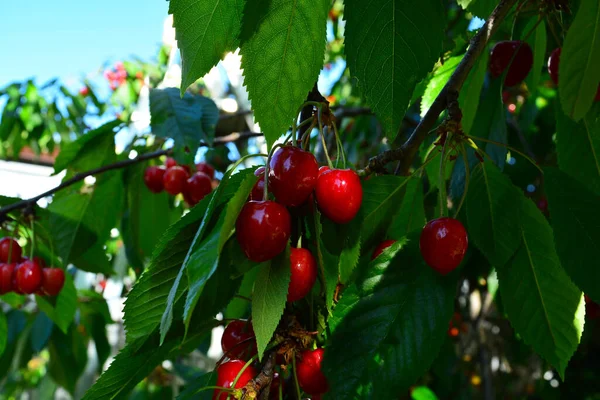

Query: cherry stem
[301,121,317,151]
[331,122,346,168]
[234,294,252,302]
[317,107,334,169]
[230,355,258,394]
[438,136,450,217]
[36,221,56,267]
[466,135,543,173]
[292,354,302,400]
[196,385,235,395]
[264,144,284,201]
[29,218,35,260]
[453,144,471,219]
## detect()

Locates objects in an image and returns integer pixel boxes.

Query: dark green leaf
[545,167,600,303]
[252,245,291,360]
[523,18,547,93]
[48,325,89,396]
[559,0,600,121]
[170,0,244,92]
[466,162,522,266]
[313,212,340,311]
[387,178,426,239]
[323,238,456,399]
[240,0,329,147]
[459,49,488,135]
[0,312,6,357]
[496,197,584,379]
[30,313,54,352]
[345,0,445,139]
[35,273,77,334]
[555,105,600,195]
[178,372,217,400]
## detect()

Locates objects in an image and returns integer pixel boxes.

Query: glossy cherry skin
[489,41,533,87]
[236,201,291,262]
[371,239,397,260]
[0,237,22,263]
[315,169,363,224]
[165,157,177,169]
[184,172,212,206]
[221,320,256,359]
[547,48,600,101]
[15,260,43,294]
[296,348,329,395]
[420,217,468,275]
[0,263,15,294]
[268,146,319,206]
[249,167,266,201]
[41,268,65,296]
[163,166,190,195]
[144,166,166,193]
[288,248,317,302]
[318,166,330,177]
[196,162,215,179]
[213,359,257,400]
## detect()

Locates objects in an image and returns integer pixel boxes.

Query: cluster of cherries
[0,237,65,296]
[104,62,128,91]
[214,319,329,399]
[144,158,216,207]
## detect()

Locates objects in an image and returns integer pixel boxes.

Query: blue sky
[0,1,169,87]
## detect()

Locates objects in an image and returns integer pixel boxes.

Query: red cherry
[144,166,166,193]
[249,167,266,201]
[41,268,65,296]
[318,166,330,177]
[489,41,533,87]
[296,348,329,395]
[213,359,257,400]
[537,196,548,214]
[287,248,317,302]
[163,166,190,195]
[221,320,256,359]
[548,48,561,85]
[236,201,291,262]
[419,217,468,275]
[184,172,212,206]
[268,146,319,206]
[15,260,43,294]
[79,87,89,96]
[315,169,363,224]
[585,295,600,320]
[269,372,284,400]
[0,237,22,263]
[196,162,216,179]
[165,157,177,169]
[0,263,15,294]
[11,264,23,295]
[32,257,47,268]
[371,240,397,260]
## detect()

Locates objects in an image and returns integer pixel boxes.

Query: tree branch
[0,130,263,219]
[362,0,518,176]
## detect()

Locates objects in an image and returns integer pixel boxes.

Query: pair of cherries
[236,145,363,262]
[144,158,216,206]
[0,238,65,296]
[371,217,468,275]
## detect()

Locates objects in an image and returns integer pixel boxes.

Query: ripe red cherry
[221,320,256,359]
[318,166,330,177]
[41,268,65,296]
[144,166,166,193]
[371,239,397,260]
[0,237,22,263]
[0,263,15,294]
[315,169,362,224]
[548,48,561,85]
[236,201,291,262]
[288,248,317,302]
[196,162,215,179]
[163,166,190,195]
[296,348,329,395]
[268,146,319,206]
[213,359,257,400]
[32,257,47,268]
[249,167,266,201]
[15,260,43,294]
[419,217,468,274]
[165,157,177,169]
[489,41,533,87]
[184,172,212,206]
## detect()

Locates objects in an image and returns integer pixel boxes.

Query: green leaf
[555,105,600,195]
[360,175,408,248]
[178,372,217,400]
[48,172,123,270]
[0,312,7,358]
[466,162,522,266]
[252,245,291,361]
[421,56,462,117]
[323,238,456,399]
[170,0,245,92]
[218,172,259,252]
[544,167,600,303]
[559,0,600,121]
[344,0,445,139]
[387,178,426,239]
[48,325,89,396]
[150,88,219,161]
[523,18,547,93]
[457,0,497,18]
[35,273,77,334]
[240,0,329,147]
[313,212,341,310]
[496,197,584,378]
[30,313,54,352]
[459,49,488,135]
[412,386,439,400]
[53,120,121,173]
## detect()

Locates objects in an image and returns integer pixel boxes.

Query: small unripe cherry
[163,166,190,195]
[287,248,317,302]
[144,166,166,193]
[371,240,396,260]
